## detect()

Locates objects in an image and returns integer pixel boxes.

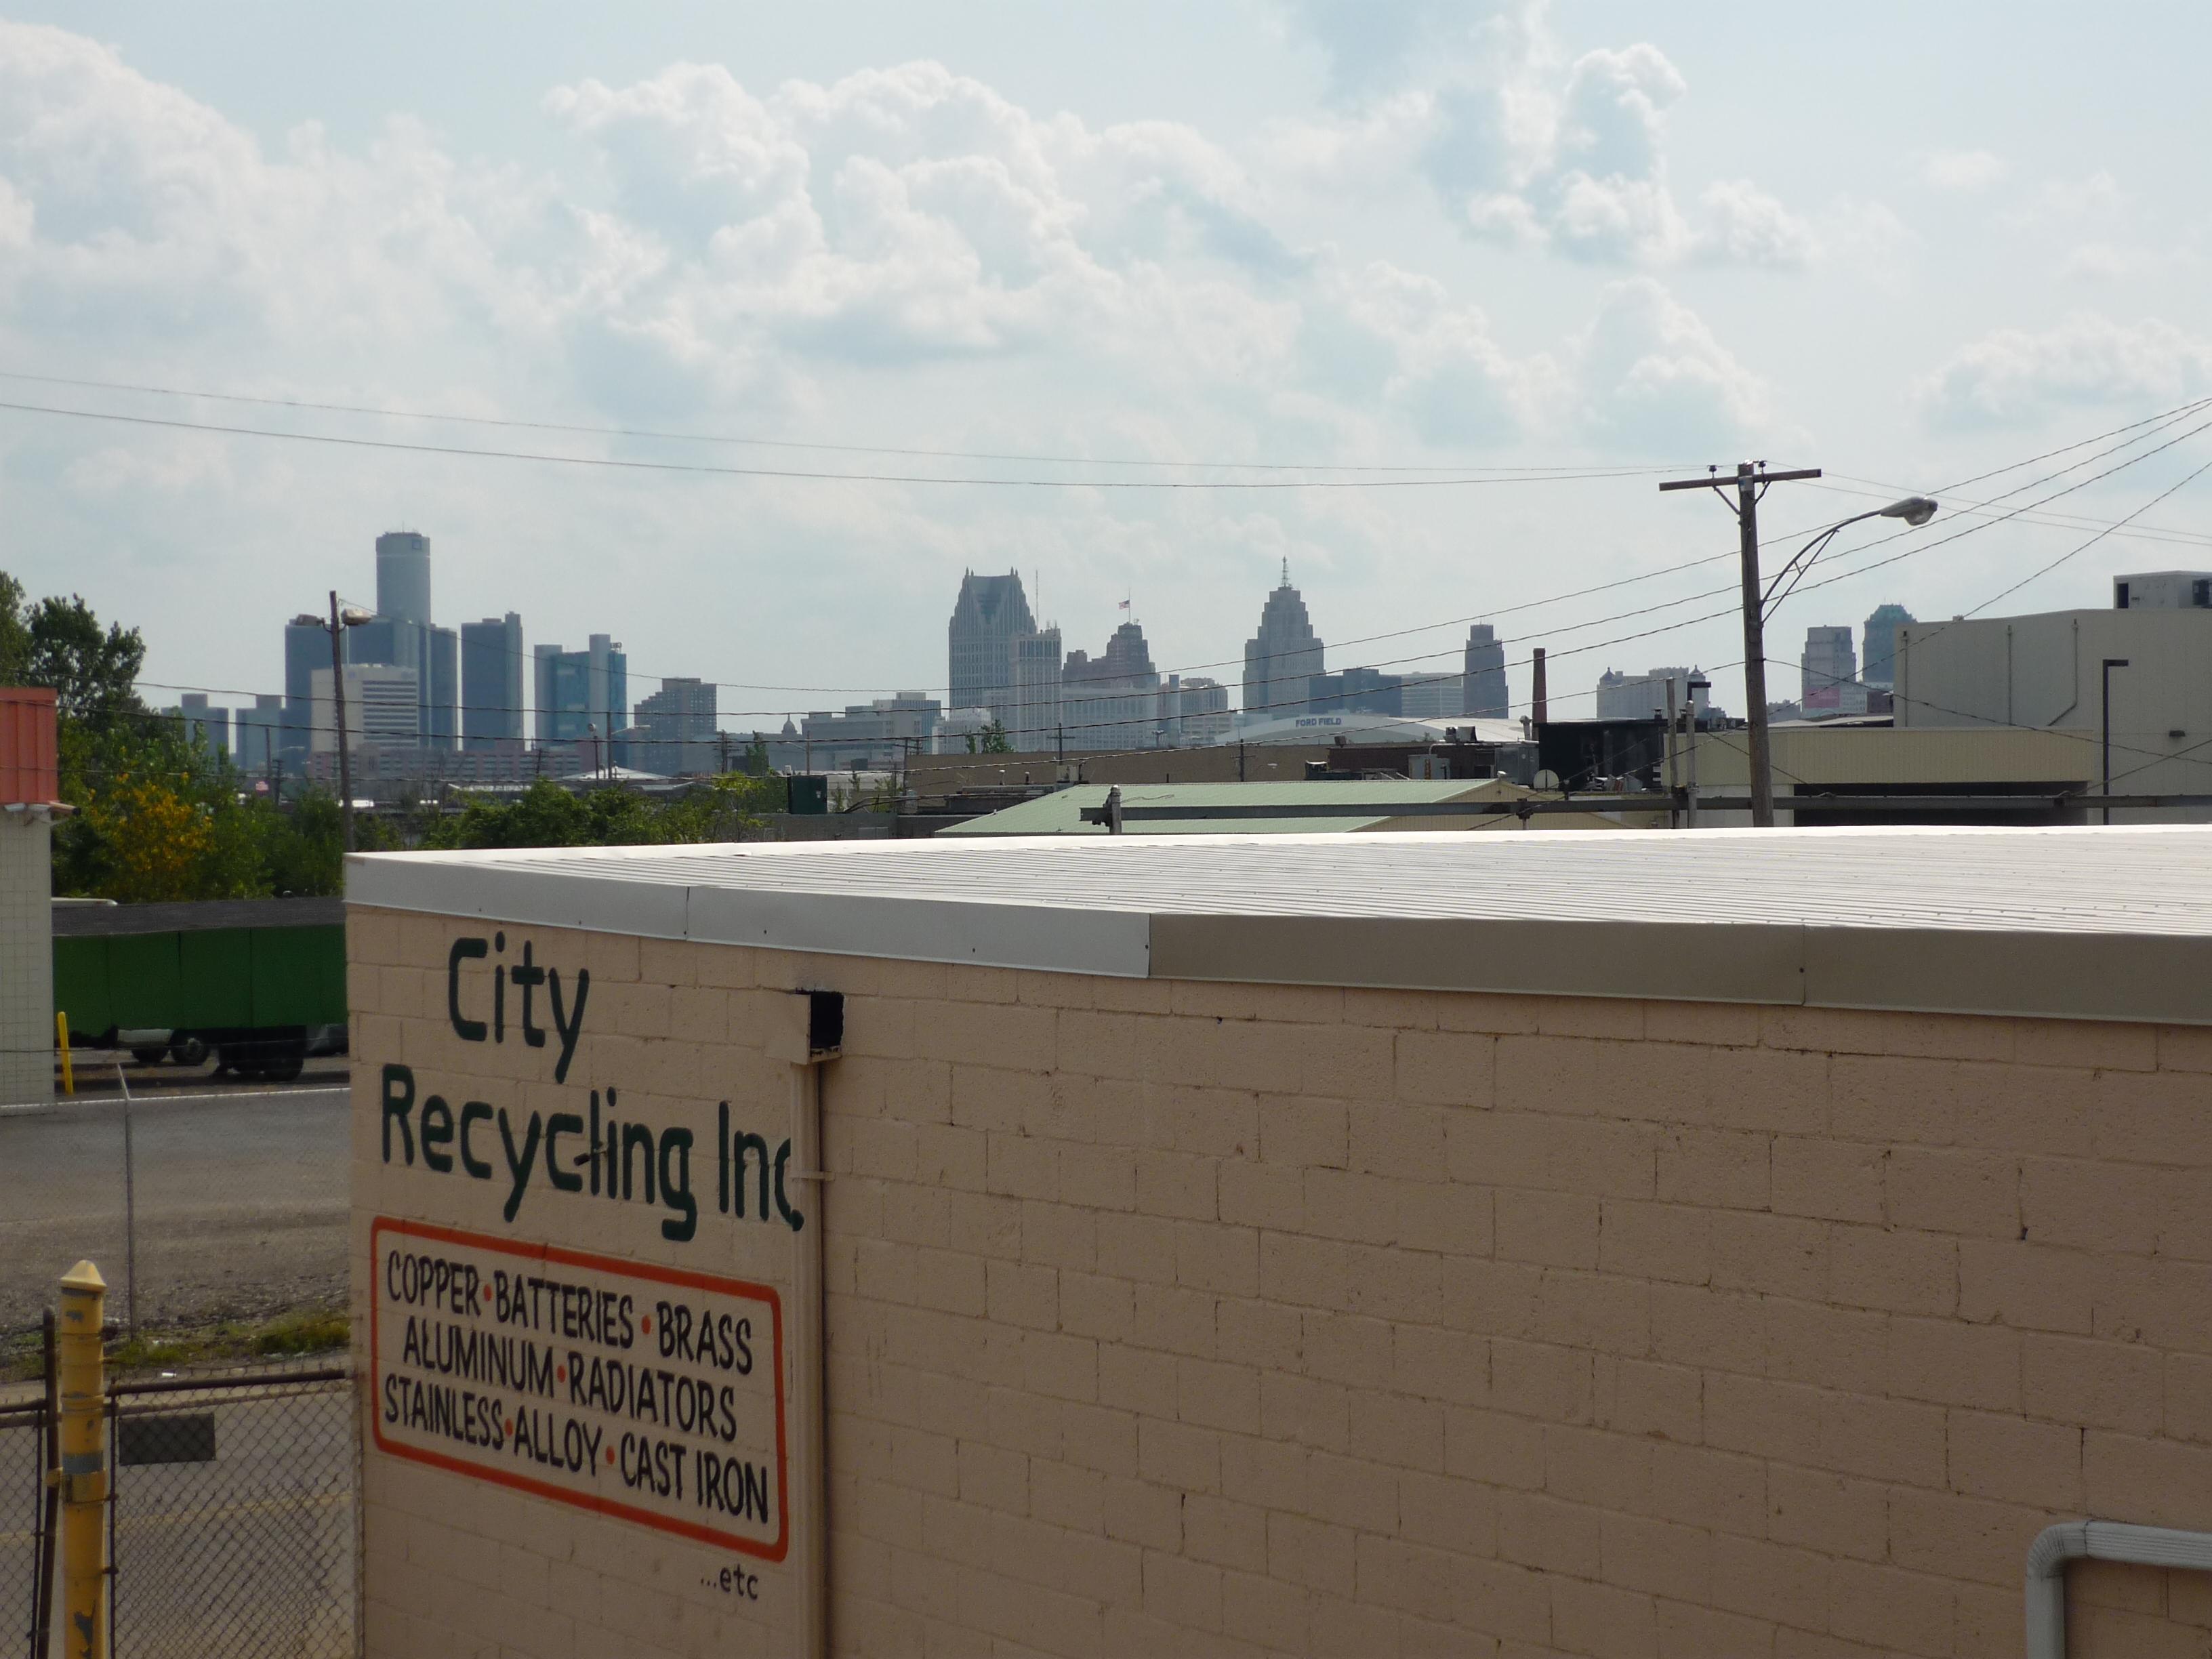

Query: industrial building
[352,825,2212,1656]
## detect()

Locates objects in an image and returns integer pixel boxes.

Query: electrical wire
[0,367,1695,475]
[0,398,1675,491]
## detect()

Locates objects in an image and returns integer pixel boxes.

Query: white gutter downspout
[2026,1520,2212,1658]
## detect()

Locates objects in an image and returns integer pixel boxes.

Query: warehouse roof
[938,779,1632,836]
[349,825,2212,1025]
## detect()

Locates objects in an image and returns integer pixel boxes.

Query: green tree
[980,718,1012,754]
[25,592,146,732]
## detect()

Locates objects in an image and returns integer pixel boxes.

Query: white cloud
[1277,2,1820,270]
[1570,277,1771,449]
[1915,313,2212,428]
[1920,148,2006,192]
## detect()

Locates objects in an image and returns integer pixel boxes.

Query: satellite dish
[1534,769,1561,792]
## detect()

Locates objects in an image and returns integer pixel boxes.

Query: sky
[1,0,2209,726]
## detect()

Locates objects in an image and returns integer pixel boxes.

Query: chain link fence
[0,1084,348,1341]
[0,1396,47,1659]
[108,1361,356,1659]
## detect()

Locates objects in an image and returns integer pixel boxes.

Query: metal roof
[941,779,1516,836]
[348,825,2212,1025]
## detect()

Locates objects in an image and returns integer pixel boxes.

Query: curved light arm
[1762,495,1939,619]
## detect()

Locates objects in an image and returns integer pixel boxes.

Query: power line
[0,367,1691,476]
[0,398,1675,491]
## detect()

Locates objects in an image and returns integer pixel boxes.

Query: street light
[291,593,375,853]
[1762,496,1940,617]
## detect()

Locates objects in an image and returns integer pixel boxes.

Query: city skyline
[0,9,2201,732]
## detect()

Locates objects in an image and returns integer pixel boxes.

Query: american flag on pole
[1118,598,1131,611]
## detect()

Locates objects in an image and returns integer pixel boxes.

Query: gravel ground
[0,1085,349,1335]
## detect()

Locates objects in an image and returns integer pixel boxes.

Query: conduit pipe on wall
[775,989,843,1659]
[2026,1519,2212,1658]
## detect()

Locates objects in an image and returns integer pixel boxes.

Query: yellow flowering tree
[81,775,217,903]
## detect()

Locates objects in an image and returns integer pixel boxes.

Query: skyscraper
[375,531,432,626]
[1464,624,1508,718]
[1801,626,1860,712]
[1009,629,1065,750]
[1061,620,1159,752]
[533,635,627,747]
[281,617,341,758]
[634,678,719,775]
[1242,564,1324,722]
[947,571,1042,722]
[461,614,525,750]
[1861,604,1916,689]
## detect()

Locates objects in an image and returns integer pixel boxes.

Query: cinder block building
[350,825,2212,1657]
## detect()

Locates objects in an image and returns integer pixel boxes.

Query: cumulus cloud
[1915,314,2212,428]
[1920,149,2005,192]
[1277,1,1818,270]
[0,19,1797,718]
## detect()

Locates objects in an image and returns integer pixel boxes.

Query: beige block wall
[352,903,2212,1658]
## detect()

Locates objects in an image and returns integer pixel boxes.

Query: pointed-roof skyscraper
[1242,562,1324,721]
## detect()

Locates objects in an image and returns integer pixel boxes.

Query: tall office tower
[1008,629,1065,750]
[175,692,230,754]
[1060,620,1159,751]
[310,665,422,752]
[1242,563,1324,722]
[947,571,1041,723]
[634,677,719,775]
[1860,604,1916,689]
[1594,666,1710,722]
[282,617,344,758]
[533,635,627,747]
[375,531,432,626]
[1801,626,1860,712]
[234,695,285,776]
[1174,676,1232,745]
[461,613,525,749]
[1399,673,1466,720]
[1464,623,1508,718]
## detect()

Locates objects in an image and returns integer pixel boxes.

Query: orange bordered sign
[370,1216,789,1561]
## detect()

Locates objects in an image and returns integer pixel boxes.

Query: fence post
[56,1011,73,1097]
[116,1064,137,1333]
[56,1260,107,1659]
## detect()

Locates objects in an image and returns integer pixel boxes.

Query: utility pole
[328,589,356,853]
[1659,462,1822,827]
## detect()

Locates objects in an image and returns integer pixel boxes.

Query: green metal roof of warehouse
[938,779,1519,836]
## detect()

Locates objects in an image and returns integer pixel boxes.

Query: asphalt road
[0,1087,349,1336]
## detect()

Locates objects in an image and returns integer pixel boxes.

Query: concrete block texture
[352,919,2211,1656]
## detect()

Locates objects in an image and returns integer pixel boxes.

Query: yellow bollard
[56,1260,106,1659]
[56,1010,73,1097]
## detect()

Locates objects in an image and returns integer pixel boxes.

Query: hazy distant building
[375,531,432,624]
[1399,672,1466,720]
[533,635,626,748]
[799,693,943,771]
[1801,627,1864,715]
[948,571,1044,725]
[1861,604,1915,689]
[281,617,346,760]
[1595,666,1708,722]
[311,664,420,753]
[1063,620,1161,752]
[1242,565,1324,722]
[461,614,525,750]
[234,695,284,776]
[1009,629,1065,750]
[1173,676,1232,745]
[634,677,720,775]
[1464,624,1508,718]
[1307,666,1402,718]
[173,692,229,755]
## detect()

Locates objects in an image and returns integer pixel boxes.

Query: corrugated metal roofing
[939,780,1503,836]
[348,826,2212,1025]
